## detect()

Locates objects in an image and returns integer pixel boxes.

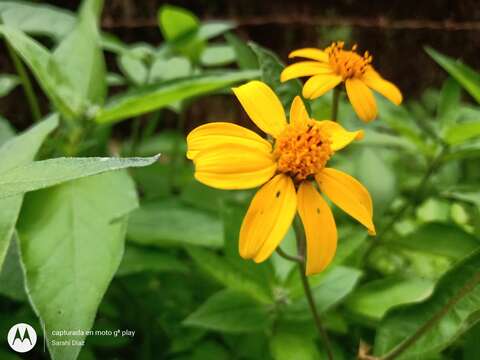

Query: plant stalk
[293,219,334,360]
[5,41,42,122]
[331,87,340,122]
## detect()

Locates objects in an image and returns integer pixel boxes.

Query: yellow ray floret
[187,80,375,275]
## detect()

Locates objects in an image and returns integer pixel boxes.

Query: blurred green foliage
[0,1,479,360]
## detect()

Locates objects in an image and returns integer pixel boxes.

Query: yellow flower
[187,81,375,275]
[280,42,403,122]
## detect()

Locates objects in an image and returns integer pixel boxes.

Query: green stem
[363,145,448,262]
[169,108,187,193]
[293,219,334,360]
[129,118,142,155]
[379,271,480,360]
[276,247,303,263]
[6,41,42,122]
[331,87,340,122]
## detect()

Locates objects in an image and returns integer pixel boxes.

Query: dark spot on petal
[316,208,320,214]
[276,191,281,198]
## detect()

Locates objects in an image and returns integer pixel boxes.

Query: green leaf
[0,74,19,97]
[374,248,480,359]
[149,56,192,83]
[287,266,362,318]
[117,44,151,86]
[225,33,258,70]
[249,42,303,111]
[388,222,480,261]
[200,44,236,67]
[197,21,235,40]
[0,154,159,199]
[437,78,461,129]
[0,1,75,39]
[127,199,223,248]
[345,276,434,321]
[17,170,138,360]
[94,70,259,124]
[185,246,272,303]
[270,331,320,360]
[0,236,27,301]
[116,245,188,276]
[464,323,480,360]
[53,0,106,105]
[444,120,480,145]
[426,47,480,104]
[353,148,397,215]
[0,116,58,269]
[158,5,203,61]
[0,25,83,119]
[0,116,14,145]
[184,289,272,333]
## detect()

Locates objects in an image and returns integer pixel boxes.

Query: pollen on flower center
[326,41,372,79]
[274,120,333,182]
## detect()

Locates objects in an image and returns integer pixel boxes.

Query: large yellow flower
[280,42,403,122]
[187,81,375,275]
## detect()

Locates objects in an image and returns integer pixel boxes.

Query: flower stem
[331,87,340,122]
[293,219,334,360]
[6,41,42,122]
[276,247,303,263]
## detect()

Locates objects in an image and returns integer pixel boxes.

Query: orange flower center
[274,121,333,182]
[326,42,372,79]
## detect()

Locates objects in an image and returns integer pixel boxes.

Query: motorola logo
[7,323,37,353]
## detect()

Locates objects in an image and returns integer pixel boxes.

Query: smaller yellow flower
[187,81,375,275]
[281,42,403,122]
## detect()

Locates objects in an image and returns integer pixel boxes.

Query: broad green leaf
[0,1,75,39]
[158,5,199,42]
[197,21,235,40]
[388,222,479,260]
[426,47,480,104]
[186,246,272,303]
[444,120,480,145]
[200,44,236,67]
[0,236,26,301]
[116,245,188,276]
[225,33,258,70]
[184,289,272,333]
[287,266,362,319]
[249,42,303,111]
[464,323,480,360]
[17,170,138,360]
[94,70,259,124]
[158,5,203,60]
[117,44,152,86]
[0,116,58,269]
[0,116,14,145]
[0,25,83,118]
[437,78,461,129]
[345,276,434,321]
[149,57,192,83]
[0,154,159,199]
[354,148,397,215]
[53,0,106,105]
[374,248,480,359]
[127,199,223,248]
[0,74,19,97]
[270,332,320,360]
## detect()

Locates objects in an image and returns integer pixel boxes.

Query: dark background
[2,0,480,128]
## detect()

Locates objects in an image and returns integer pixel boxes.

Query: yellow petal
[186,122,272,160]
[194,143,276,190]
[362,68,403,105]
[345,78,377,122]
[297,181,337,275]
[316,168,375,234]
[280,61,331,82]
[289,96,309,126]
[232,80,286,138]
[316,120,364,151]
[239,174,297,261]
[303,74,342,99]
[288,48,329,62]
